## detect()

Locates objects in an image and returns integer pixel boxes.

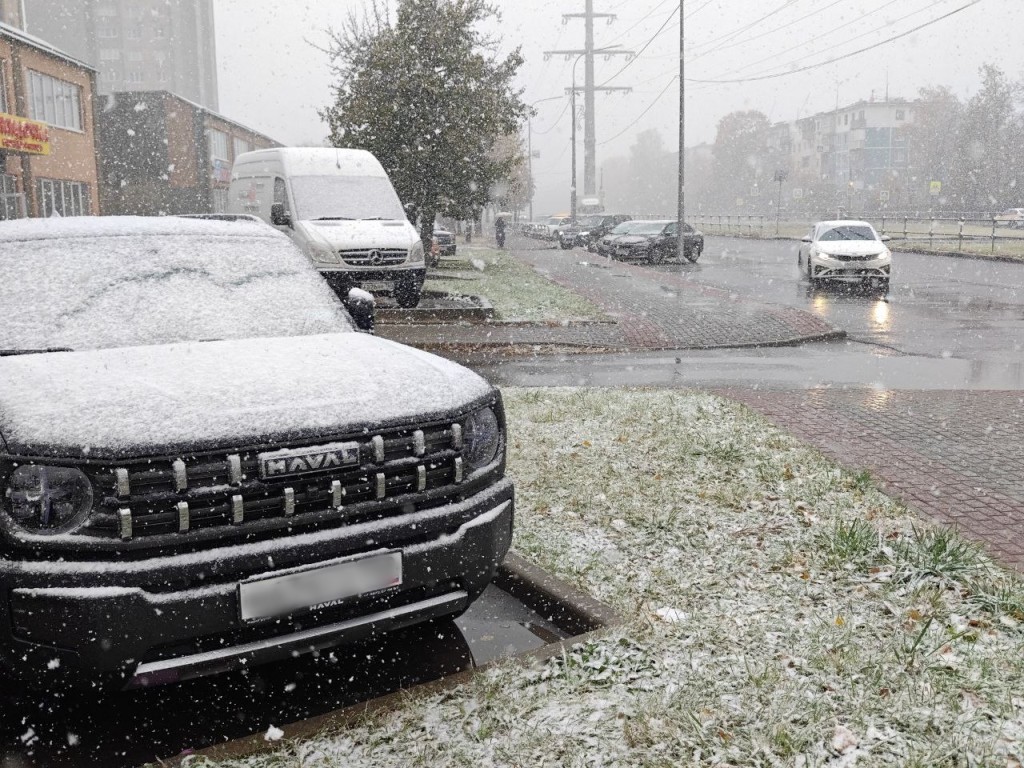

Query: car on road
[993,208,1024,228]
[0,216,514,691]
[534,215,572,241]
[604,220,704,264]
[797,219,892,289]
[557,213,633,250]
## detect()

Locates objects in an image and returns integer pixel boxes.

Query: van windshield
[290,175,407,222]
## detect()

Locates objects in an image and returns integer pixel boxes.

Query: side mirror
[271,203,292,227]
[880,234,892,242]
[344,288,376,333]
[801,236,812,243]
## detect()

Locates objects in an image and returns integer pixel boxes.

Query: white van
[228,148,426,307]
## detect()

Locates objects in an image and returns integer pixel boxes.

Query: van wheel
[394,279,422,308]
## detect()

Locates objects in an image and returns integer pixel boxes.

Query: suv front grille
[339,248,408,267]
[84,422,467,543]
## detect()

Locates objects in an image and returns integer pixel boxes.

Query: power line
[598,74,678,146]
[685,0,981,84]
[708,0,848,57]
[599,4,679,87]
[711,0,933,81]
[603,0,674,46]
[686,0,801,63]
[533,98,572,135]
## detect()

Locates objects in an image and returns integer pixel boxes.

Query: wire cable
[599,4,680,87]
[598,74,679,146]
[685,0,980,83]
[686,0,801,62]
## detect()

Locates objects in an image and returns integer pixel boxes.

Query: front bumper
[319,268,426,294]
[0,478,513,689]
[811,256,890,281]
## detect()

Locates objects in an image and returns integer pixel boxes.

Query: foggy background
[215,0,1023,216]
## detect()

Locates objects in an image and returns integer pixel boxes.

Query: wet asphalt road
[473,236,1024,391]
[0,586,564,767]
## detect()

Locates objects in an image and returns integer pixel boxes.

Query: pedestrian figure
[495,216,506,248]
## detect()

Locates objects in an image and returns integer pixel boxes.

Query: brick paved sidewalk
[720,388,1024,571]
[379,237,841,352]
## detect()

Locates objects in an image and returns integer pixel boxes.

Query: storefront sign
[0,113,51,155]
[211,158,232,184]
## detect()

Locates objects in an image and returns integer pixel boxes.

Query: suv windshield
[819,225,877,241]
[628,222,671,235]
[290,175,406,221]
[0,224,351,353]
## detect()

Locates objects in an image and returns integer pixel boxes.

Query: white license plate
[238,551,402,622]
[360,280,394,293]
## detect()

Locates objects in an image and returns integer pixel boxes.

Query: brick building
[0,20,100,219]
[97,90,278,216]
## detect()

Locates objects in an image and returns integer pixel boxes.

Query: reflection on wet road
[679,237,1024,364]
[0,586,564,767]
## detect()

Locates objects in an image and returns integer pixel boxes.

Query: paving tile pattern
[378,238,840,351]
[719,388,1024,570]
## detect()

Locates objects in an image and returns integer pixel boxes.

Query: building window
[125,70,144,84]
[127,51,144,62]
[97,27,118,38]
[99,49,122,61]
[233,137,250,158]
[126,26,142,40]
[0,64,7,114]
[37,179,90,218]
[0,174,25,220]
[207,129,229,163]
[28,72,83,132]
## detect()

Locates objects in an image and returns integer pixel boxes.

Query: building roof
[106,90,280,148]
[0,21,96,72]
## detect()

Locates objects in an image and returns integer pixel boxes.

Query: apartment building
[21,0,218,110]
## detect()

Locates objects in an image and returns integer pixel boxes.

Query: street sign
[879,190,890,203]
[929,181,942,196]
[792,188,803,200]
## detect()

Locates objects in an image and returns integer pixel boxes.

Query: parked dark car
[594,220,647,256]
[0,216,513,691]
[606,220,705,264]
[429,227,457,267]
[558,213,633,250]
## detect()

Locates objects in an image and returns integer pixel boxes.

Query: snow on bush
[188,389,1024,768]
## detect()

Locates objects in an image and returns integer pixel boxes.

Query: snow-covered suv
[0,216,513,690]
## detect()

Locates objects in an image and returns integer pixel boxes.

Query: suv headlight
[464,407,502,469]
[409,241,425,264]
[4,465,94,535]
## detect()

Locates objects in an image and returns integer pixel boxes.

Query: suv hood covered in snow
[0,333,493,459]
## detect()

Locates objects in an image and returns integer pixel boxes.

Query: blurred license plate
[239,551,402,622]
[361,280,393,292]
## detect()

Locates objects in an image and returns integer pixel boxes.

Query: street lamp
[527,95,563,224]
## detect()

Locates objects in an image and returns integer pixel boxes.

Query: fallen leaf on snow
[832,724,859,754]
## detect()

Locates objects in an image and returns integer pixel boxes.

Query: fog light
[5,465,93,534]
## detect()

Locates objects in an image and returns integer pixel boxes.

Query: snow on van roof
[233,147,389,178]
[0,215,351,352]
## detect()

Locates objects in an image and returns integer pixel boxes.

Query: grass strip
[424,247,607,323]
[191,388,1024,768]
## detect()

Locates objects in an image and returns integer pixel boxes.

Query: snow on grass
[424,248,607,323]
[188,389,1024,768]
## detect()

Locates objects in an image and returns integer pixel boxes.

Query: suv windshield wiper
[0,347,74,357]
[313,216,356,221]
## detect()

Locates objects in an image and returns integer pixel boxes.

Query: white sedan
[798,220,892,290]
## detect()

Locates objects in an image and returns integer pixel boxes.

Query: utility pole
[677,1,685,259]
[546,1,631,210]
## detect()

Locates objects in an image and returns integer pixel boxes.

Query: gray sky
[215,0,1022,215]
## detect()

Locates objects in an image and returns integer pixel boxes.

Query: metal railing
[687,213,1024,255]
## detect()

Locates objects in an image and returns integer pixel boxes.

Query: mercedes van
[228,148,426,307]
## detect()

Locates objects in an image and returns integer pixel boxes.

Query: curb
[151,553,620,767]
